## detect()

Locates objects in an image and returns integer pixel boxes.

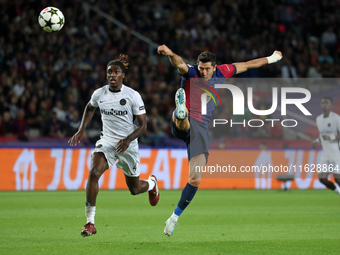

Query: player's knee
[89,167,102,181]
[128,186,140,195]
[189,177,201,187]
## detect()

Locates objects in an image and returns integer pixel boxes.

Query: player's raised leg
[173,88,190,131]
[164,154,205,236]
[82,152,109,237]
[124,174,160,206]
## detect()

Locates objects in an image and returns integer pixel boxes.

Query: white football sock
[147,178,155,191]
[85,206,96,224]
[334,185,340,195]
[170,212,179,221]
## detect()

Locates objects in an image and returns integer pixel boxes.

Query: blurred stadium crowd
[0,0,339,146]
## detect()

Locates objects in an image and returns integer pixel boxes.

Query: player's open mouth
[110,80,116,84]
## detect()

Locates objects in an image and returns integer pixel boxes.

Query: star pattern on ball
[58,17,64,25]
[48,8,58,15]
[44,17,54,28]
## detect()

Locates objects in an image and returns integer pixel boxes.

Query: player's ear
[122,73,126,79]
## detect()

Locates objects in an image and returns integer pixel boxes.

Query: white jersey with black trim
[316,111,340,161]
[90,84,146,146]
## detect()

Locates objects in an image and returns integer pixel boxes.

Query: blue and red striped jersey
[181,64,236,125]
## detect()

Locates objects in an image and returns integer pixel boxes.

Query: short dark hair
[322,96,333,103]
[197,52,216,66]
[107,54,129,73]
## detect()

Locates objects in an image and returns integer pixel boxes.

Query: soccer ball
[38,7,65,32]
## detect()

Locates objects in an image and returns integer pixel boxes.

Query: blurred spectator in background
[12,108,28,141]
[25,99,42,136]
[281,58,298,82]
[1,111,13,136]
[39,100,52,136]
[321,27,337,52]
[46,111,66,138]
[52,100,67,123]
[67,109,81,137]
[12,78,25,98]
[319,48,334,64]
[0,115,6,135]
[143,106,168,147]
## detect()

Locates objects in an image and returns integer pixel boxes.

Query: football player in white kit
[68,55,160,237]
[313,96,340,195]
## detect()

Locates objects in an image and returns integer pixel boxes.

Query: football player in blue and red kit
[158,44,282,236]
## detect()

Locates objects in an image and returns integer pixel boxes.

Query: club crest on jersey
[198,87,222,107]
[120,99,126,105]
[101,108,128,116]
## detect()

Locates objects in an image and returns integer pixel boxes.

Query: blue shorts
[170,117,209,162]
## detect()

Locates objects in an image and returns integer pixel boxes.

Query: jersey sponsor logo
[120,99,126,105]
[139,106,145,110]
[100,108,128,116]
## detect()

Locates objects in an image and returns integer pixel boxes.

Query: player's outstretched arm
[233,51,283,74]
[116,114,147,153]
[157,44,189,75]
[68,102,96,146]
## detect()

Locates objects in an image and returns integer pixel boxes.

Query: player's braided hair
[107,54,129,73]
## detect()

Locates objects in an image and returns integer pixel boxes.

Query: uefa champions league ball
[38,7,65,32]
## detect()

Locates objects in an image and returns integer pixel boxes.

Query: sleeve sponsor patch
[139,106,145,110]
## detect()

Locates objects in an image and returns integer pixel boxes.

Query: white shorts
[92,138,140,177]
[319,159,340,175]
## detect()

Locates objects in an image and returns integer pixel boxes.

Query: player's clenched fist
[157,44,173,56]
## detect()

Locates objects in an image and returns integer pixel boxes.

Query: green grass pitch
[1,189,340,255]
